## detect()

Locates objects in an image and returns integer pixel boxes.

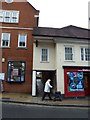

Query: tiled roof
[33,25,90,39]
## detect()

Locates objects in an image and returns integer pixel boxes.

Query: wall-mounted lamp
[2,58,5,63]
[36,40,38,47]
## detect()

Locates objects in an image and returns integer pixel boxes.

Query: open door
[84,72,90,95]
[36,71,56,96]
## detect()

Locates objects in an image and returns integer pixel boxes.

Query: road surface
[1,102,89,118]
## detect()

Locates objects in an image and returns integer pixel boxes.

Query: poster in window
[67,72,84,92]
[12,69,18,76]
[0,73,5,81]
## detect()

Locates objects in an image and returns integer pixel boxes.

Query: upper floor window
[18,34,27,48]
[81,47,90,61]
[0,11,3,22]
[1,33,10,47]
[41,48,49,62]
[65,47,74,61]
[5,0,13,3]
[0,10,19,23]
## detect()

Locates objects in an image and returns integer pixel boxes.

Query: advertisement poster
[12,69,18,76]
[0,73,5,81]
[67,72,84,92]
[0,73,5,92]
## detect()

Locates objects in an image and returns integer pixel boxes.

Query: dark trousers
[42,92,52,100]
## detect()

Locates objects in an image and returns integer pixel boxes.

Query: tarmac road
[2,102,89,118]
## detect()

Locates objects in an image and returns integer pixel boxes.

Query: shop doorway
[84,72,90,95]
[36,71,56,96]
[0,81,2,92]
[0,81,3,92]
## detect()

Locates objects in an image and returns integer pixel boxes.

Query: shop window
[7,61,25,82]
[67,72,84,92]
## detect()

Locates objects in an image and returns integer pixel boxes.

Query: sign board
[0,73,5,81]
[78,69,90,72]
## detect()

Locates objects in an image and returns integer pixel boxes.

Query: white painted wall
[33,41,55,70]
[33,38,89,94]
[55,38,89,94]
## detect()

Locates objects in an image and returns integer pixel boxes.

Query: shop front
[64,66,90,97]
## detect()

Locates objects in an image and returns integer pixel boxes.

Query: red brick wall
[1,1,39,28]
[0,1,39,93]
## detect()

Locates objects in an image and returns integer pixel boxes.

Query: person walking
[42,79,53,101]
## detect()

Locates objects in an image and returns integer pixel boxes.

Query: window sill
[64,60,75,62]
[17,47,27,50]
[6,81,25,83]
[81,61,90,62]
[40,61,50,63]
[0,21,19,24]
[0,47,10,49]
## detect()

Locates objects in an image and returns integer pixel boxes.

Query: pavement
[0,92,90,107]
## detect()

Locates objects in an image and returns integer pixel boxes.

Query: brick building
[0,0,39,93]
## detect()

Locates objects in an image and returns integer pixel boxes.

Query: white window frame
[5,0,13,3]
[11,11,19,23]
[18,34,27,48]
[1,33,10,47]
[0,10,19,23]
[40,48,49,62]
[4,11,11,23]
[80,47,90,61]
[64,46,74,61]
[0,11,3,22]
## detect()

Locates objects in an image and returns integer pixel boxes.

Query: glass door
[84,72,90,95]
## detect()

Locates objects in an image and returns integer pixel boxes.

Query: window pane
[41,49,48,62]
[85,48,90,61]
[11,11,19,23]
[4,11,11,22]
[3,33,10,40]
[18,34,26,47]
[1,33,10,47]
[81,48,90,61]
[65,47,73,60]
[81,48,84,61]
[0,10,19,23]
[20,35,26,42]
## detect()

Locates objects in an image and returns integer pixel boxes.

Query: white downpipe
[32,71,36,96]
